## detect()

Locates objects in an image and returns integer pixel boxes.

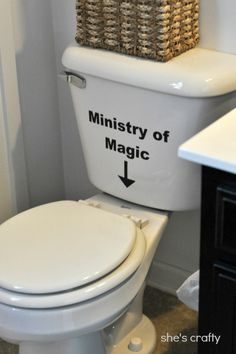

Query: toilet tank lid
[62,44,236,98]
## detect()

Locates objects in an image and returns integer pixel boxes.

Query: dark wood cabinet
[198,166,236,354]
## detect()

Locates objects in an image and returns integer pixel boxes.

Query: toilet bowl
[0,194,168,354]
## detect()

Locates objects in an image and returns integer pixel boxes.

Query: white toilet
[0,44,236,354]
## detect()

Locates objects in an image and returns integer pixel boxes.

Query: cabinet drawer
[215,185,236,256]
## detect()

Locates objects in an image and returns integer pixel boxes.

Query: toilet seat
[0,201,146,309]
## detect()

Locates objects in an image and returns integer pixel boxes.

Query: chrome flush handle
[59,71,86,89]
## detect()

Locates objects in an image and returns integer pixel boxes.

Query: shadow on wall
[51,0,98,200]
[56,79,98,200]
[11,0,66,207]
[0,0,29,222]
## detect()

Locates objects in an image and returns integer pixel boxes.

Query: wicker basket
[75,0,199,62]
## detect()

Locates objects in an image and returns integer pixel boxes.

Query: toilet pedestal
[19,334,106,354]
[19,316,156,354]
[19,317,156,354]
[18,284,156,354]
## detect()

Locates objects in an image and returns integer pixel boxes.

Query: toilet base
[110,314,156,354]
[19,332,106,354]
[18,315,156,354]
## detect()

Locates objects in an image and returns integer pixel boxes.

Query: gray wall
[149,210,201,294]
[12,0,65,207]
[200,0,236,55]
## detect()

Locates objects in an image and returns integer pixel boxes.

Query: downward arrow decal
[118,161,135,188]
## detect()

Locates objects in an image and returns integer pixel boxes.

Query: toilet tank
[62,45,236,211]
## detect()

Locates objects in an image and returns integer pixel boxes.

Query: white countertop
[178,109,236,174]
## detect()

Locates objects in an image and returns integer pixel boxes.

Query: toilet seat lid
[0,201,137,294]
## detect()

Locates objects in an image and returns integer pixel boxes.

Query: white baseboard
[147,261,192,296]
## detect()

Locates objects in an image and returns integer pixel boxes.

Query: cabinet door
[199,167,236,354]
[0,0,29,222]
[215,186,236,256]
[199,264,236,354]
[213,265,236,354]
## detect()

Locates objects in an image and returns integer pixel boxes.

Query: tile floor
[144,287,198,354]
[0,286,198,354]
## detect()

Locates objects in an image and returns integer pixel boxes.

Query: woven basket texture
[75,0,199,62]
